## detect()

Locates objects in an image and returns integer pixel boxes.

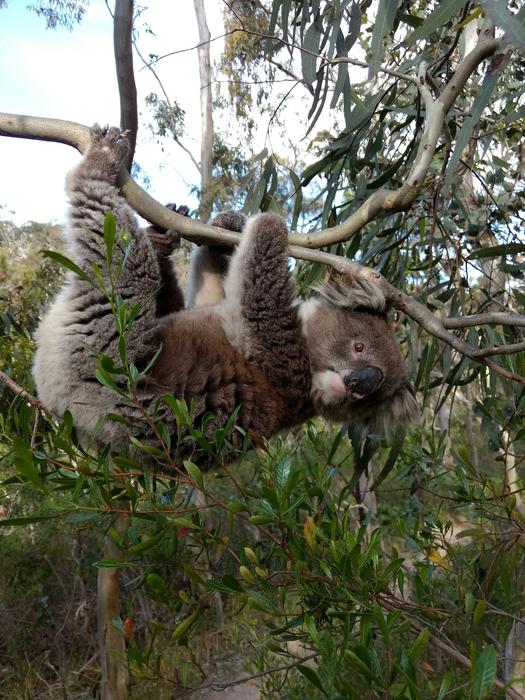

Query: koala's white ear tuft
[297,298,322,324]
[314,276,386,312]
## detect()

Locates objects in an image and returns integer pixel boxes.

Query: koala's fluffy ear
[368,382,418,438]
[314,275,387,312]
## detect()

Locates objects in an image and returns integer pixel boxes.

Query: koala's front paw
[145,227,181,257]
[84,124,130,178]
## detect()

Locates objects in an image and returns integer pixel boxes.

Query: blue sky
[0,1,223,224]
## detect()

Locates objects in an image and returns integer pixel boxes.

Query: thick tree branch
[114,0,138,170]
[0,111,524,384]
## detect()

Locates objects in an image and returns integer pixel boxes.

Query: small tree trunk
[502,430,525,697]
[98,512,130,700]
[114,0,138,170]
[505,621,525,697]
[193,0,213,222]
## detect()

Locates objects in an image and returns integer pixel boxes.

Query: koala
[33,126,416,467]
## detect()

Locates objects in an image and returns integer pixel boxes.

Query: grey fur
[33,126,416,467]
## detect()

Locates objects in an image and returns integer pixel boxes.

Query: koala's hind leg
[186,211,246,307]
[144,226,184,316]
[223,213,311,411]
[65,126,163,364]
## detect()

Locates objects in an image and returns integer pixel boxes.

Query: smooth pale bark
[194,0,213,222]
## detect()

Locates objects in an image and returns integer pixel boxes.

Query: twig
[444,313,525,328]
[473,340,525,358]
[133,35,201,174]
[178,650,320,696]
[0,370,45,411]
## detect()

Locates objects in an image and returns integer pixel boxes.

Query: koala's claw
[145,228,181,256]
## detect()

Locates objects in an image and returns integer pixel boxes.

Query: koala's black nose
[343,367,383,395]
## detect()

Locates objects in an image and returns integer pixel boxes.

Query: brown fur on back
[152,310,286,437]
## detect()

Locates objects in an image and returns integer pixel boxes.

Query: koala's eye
[354,342,365,353]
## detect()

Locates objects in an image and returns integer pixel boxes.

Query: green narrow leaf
[155,420,171,451]
[472,645,497,699]
[172,608,200,641]
[275,455,292,491]
[13,437,42,488]
[405,0,468,44]
[473,599,487,628]
[331,61,350,108]
[410,627,430,661]
[0,513,67,527]
[444,69,502,190]
[171,516,200,530]
[287,167,303,230]
[128,528,168,553]
[344,649,376,682]
[369,0,399,78]
[297,665,326,695]
[184,460,204,491]
[371,438,404,491]
[301,21,321,86]
[468,243,525,260]
[436,671,452,700]
[94,559,138,568]
[265,0,281,52]
[103,211,117,266]
[42,250,91,282]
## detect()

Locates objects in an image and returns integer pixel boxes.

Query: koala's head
[298,276,417,437]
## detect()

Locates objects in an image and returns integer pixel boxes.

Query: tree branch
[0,370,45,411]
[444,313,525,329]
